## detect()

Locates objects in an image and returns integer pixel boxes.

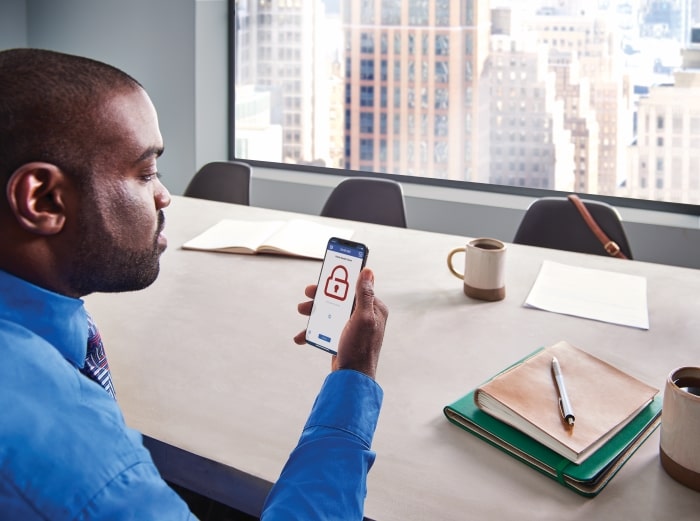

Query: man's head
[0,48,171,297]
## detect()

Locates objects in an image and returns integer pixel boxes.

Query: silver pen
[551,357,575,426]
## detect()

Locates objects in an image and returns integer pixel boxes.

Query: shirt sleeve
[74,461,198,521]
[260,369,383,521]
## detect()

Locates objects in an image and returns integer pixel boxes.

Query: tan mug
[447,238,506,301]
[660,366,700,492]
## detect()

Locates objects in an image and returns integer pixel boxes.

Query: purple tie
[81,313,116,399]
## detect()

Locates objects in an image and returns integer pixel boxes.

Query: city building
[625,35,700,204]
[486,8,574,191]
[234,0,328,164]
[526,3,634,196]
[343,1,491,182]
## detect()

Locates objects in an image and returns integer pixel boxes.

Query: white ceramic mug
[447,238,506,301]
[660,366,700,492]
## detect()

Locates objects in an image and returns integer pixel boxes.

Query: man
[0,48,388,520]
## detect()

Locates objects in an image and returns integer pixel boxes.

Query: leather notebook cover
[472,341,659,463]
[444,390,661,497]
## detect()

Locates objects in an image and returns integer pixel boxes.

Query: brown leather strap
[567,194,628,259]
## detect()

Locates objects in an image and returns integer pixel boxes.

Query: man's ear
[5,162,71,235]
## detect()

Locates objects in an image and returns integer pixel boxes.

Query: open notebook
[182,219,354,260]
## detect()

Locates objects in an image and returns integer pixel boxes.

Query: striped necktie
[81,312,116,399]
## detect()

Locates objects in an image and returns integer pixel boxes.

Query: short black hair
[0,48,143,186]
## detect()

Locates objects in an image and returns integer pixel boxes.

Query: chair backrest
[184,161,251,205]
[321,177,408,228]
[513,196,633,259]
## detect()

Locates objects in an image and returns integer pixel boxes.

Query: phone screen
[305,237,368,354]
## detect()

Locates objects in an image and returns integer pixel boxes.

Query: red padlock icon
[324,265,349,301]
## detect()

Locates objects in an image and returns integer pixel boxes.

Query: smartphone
[305,237,369,355]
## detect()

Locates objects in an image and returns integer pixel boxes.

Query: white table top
[85,195,700,520]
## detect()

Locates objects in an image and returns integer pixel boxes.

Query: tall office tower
[486,8,574,191]
[235,0,330,164]
[527,5,633,196]
[625,36,700,204]
[343,1,491,182]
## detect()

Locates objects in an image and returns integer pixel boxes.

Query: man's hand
[294,268,388,379]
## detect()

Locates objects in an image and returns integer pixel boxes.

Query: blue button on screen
[319,334,331,342]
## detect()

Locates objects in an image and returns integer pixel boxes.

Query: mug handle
[447,247,466,280]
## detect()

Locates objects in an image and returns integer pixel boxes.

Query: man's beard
[69,206,166,296]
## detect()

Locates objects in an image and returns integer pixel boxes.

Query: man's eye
[142,172,162,182]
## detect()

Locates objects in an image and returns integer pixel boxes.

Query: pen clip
[558,397,575,426]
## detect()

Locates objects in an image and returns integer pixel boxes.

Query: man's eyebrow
[133,146,164,165]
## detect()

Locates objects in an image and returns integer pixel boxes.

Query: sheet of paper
[524,260,649,330]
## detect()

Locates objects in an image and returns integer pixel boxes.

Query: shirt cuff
[303,370,383,448]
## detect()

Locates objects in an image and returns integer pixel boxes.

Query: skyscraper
[343,1,490,181]
[527,6,633,196]
[486,7,574,191]
[235,0,326,164]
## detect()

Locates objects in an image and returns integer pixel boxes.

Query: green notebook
[444,361,662,497]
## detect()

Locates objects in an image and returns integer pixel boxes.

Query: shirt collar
[0,269,88,367]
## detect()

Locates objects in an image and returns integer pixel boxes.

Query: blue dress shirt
[0,269,383,520]
[261,370,382,520]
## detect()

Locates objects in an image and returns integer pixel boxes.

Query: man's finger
[297,300,314,316]
[353,268,375,312]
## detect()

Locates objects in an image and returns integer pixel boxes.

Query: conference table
[84,195,700,520]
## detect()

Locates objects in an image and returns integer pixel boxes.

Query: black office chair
[321,177,408,228]
[184,161,251,205]
[513,196,633,259]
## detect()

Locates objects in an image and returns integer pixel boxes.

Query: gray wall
[2,0,699,269]
[0,0,221,196]
[25,0,197,195]
[0,0,27,48]
[195,0,229,171]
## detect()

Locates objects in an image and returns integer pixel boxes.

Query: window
[360,0,374,24]
[360,138,374,160]
[232,1,700,207]
[360,86,374,107]
[436,34,449,55]
[382,1,401,25]
[360,59,374,80]
[360,112,374,133]
[409,1,429,25]
[360,32,374,53]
